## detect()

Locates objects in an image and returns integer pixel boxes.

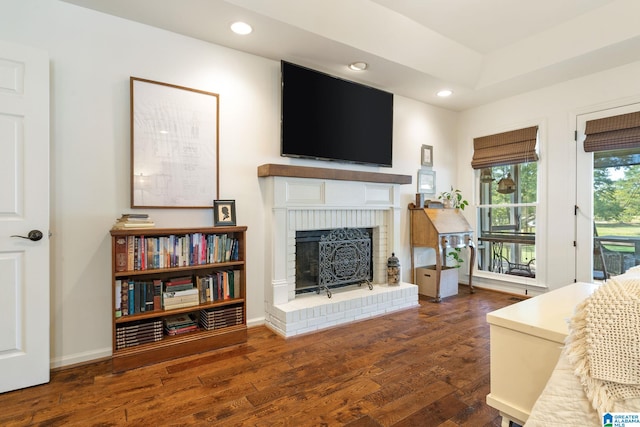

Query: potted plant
[438,186,469,210]
[438,186,468,267]
[446,248,464,266]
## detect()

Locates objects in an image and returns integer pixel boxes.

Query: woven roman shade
[584,111,640,152]
[471,126,538,169]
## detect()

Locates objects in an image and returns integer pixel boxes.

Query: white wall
[457,60,640,295]
[6,0,640,370]
[1,0,458,367]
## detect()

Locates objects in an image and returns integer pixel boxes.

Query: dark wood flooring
[0,286,519,426]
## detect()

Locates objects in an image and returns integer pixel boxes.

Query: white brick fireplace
[258,164,419,337]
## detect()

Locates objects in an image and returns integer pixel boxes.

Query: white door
[0,40,50,393]
[575,102,640,282]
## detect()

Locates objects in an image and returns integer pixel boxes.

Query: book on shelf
[199,304,244,330]
[163,295,199,306]
[164,297,199,307]
[116,334,162,349]
[165,325,198,335]
[113,221,156,229]
[165,276,194,292]
[112,213,155,230]
[128,281,134,315]
[162,300,200,310]
[233,270,241,298]
[121,282,129,317]
[115,279,123,318]
[114,237,128,272]
[116,327,163,339]
[115,319,163,350]
[116,336,162,349]
[166,275,192,284]
[163,313,198,335]
[164,313,197,325]
[162,289,200,302]
[153,279,162,310]
[145,282,154,312]
[165,282,194,292]
[120,213,149,219]
[116,322,162,333]
[127,236,135,271]
[200,310,243,323]
[163,287,198,298]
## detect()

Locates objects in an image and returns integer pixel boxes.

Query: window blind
[471,126,538,169]
[584,111,640,152]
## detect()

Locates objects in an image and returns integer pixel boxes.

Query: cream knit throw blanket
[564,272,640,416]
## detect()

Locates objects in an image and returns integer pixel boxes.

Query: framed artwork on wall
[130,77,220,208]
[417,170,436,196]
[214,200,237,226]
[421,144,433,167]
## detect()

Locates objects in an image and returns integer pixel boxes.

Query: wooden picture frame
[421,144,433,167]
[417,169,436,196]
[130,77,219,208]
[214,200,236,226]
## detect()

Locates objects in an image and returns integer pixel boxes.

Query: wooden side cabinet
[109,226,248,372]
[409,205,475,302]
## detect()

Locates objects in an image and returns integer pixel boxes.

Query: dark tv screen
[281,61,394,167]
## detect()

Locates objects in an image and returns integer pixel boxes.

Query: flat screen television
[281,61,394,167]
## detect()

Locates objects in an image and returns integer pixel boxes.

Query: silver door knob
[11,230,43,241]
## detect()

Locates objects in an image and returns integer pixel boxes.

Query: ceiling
[62,0,640,111]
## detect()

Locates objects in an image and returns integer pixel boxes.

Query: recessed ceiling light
[230,21,252,35]
[437,89,453,97]
[349,62,368,71]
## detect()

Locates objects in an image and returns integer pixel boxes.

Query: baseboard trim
[50,347,112,370]
[49,320,267,370]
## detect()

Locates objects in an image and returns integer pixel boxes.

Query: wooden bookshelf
[109,226,248,372]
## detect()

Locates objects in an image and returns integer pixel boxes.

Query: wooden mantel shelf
[257,164,412,185]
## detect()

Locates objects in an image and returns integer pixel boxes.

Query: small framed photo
[213,200,236,226]
[421,144,433,167]
[417,170,436,196]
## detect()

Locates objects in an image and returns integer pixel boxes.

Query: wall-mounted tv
[281,61,394,167]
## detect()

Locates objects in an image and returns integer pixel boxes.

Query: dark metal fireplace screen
[317,228,373,298]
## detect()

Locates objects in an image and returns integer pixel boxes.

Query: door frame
[574,101,640,282]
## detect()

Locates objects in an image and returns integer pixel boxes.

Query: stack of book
[163,276,199,309]
[199,304,244,330]
[196,270,241,303]
[115,279,162,317]
[115,319,163,350]
[163,313,198,336]
[113,213,155,229]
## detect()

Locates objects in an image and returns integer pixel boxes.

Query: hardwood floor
[0,286,520,427]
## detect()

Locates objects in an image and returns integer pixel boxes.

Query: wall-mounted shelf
[257,163,412,185]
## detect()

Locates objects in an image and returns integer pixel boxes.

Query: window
[477,163,537,277]
[592,149,640,279]
[472,126,538,278]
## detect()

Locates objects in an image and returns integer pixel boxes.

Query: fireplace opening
[295,227,373,296]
